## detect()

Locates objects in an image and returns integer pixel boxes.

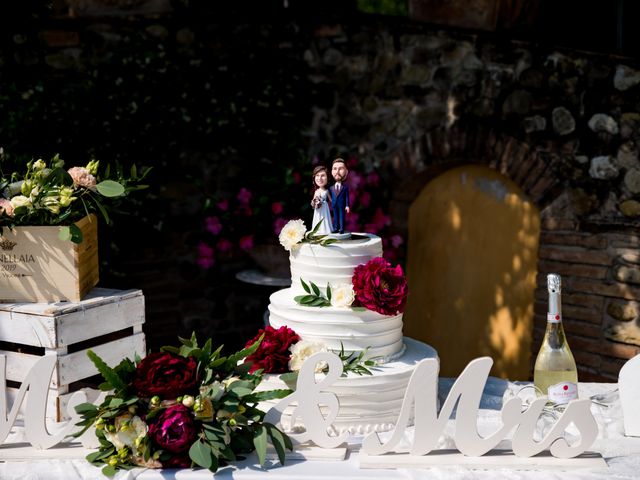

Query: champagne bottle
[533,273,578,404]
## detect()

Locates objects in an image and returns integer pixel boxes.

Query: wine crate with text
[0,288,145,421]
[0,214,99,303]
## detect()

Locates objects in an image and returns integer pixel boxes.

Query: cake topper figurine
[330,158,350,236]
[311,165,334,235]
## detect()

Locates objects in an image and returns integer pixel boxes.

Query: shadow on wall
[404,164,540,380]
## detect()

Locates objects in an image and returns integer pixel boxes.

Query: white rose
[10,195,31,210]
[278,219,307,251]
[330,284,355,308]
[288,340,327,372]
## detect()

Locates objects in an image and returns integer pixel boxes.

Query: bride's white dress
[312,189,333,235]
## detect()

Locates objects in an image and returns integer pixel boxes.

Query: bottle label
[548,382,578,404]
[547,313,561,324]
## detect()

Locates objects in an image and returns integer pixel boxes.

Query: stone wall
[2,6,639,379]
[303,23,640,381]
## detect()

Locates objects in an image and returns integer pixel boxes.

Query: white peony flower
[10,195,32,210]
[288,340,327,372]
[104,414,147,450]
[330,283,355,308]
[278,219,307,251]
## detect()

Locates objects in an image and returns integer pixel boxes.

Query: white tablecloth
[1,380,638,479]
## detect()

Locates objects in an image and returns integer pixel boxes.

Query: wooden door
[403,165,540,379]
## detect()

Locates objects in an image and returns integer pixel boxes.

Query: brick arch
[389,123,563,237]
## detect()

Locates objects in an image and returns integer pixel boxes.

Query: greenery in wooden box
[0,155,149,302]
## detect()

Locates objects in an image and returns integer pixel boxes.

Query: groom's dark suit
[330,183,349,234]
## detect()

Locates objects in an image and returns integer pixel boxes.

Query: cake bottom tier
[257,337,438,436]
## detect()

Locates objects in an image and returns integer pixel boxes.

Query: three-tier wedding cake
[261,232,438,435]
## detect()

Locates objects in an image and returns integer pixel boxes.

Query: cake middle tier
[268,288,404,361]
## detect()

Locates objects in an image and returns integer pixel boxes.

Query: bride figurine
[311,165,334,235]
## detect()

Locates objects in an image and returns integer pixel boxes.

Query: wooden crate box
[0,288,145,421]
[0,214,99,303]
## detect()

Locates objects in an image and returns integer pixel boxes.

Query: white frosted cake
[261,233,437,435]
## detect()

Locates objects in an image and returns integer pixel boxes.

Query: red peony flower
[352,257,408,316]
[148,404,197,453]
[133,352,199,399]
[244,326,300,373]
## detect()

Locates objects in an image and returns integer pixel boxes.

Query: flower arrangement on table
[74,334,292,477]
[0,154,149,242]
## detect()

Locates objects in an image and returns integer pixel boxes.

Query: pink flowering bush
[197,156,404,270]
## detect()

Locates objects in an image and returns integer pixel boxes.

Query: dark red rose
[162,453,192,468]
[352,257,408,316]
[133,352,199,399]
[148,404,197,453]
[244,325,300,373]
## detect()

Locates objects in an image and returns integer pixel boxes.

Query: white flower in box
[289,339,328,372]
[330,283,355,308]
[278,219,306,251]
[10,195,32,210]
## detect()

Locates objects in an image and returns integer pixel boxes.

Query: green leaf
[69,224,83,244]
[96,180,125,197]
[300,278,311,294]
[295,295,317,305]
[245,388,293,403]
[86,350,127,392]
[253,425,268,466]
[90,194,111,224]
[44,167,73,187]
[102,465,117,477]
[278,372,299,386]
[74,402,98,415]
[58,226,71,242]
[189,440,214,469]
[86,450,107,463]
[310,281,320,296]
[309,219,322,236]
[225,333,264,368]
[351,306,367,312]
[326,284,332,302]
[266,424,290,465]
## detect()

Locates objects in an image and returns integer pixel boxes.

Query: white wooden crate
[0,288,146,421]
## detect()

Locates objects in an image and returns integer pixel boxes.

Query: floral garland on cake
[278,220,408,316]
[243,325,377,379]
[74,334,292,476]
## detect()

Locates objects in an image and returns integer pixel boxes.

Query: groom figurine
[330,158,350,234]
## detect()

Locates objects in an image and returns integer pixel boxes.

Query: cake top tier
[290,233,382,293]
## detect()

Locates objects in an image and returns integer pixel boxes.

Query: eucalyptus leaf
[189,440,213,469]
[58,226,71,242]
[96,180,125,198]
